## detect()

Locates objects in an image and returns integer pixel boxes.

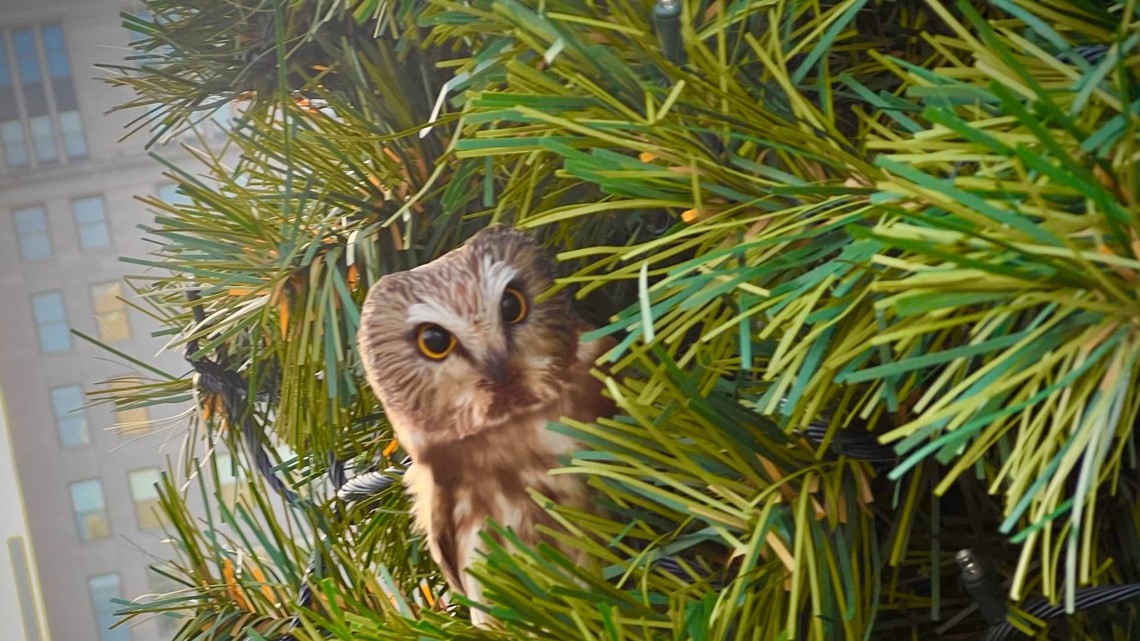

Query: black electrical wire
[791,409,1140,638]
[336,460,408,503]
[186,289,379,641]
[328,451,347,489]
[186,291,298,502]
[983,583,1140,641]
[955,547,1140,640]
[801,420,897,463]
[268,402,1140,640]
[271,453,409,640]
[791,400,897,463]
[1056,43,1110,66]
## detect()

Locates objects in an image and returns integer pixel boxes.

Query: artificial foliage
[99,0,1140,639]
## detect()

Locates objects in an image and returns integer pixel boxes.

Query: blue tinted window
[13,206,46,234]
[41,25,63,50]
[31,291,70,352]
[158,183,191,205]
[59,110,85,158]
[71,480,110,541]
[0,44,11,88]
[12,31,41,83]
[72,196,109,249]
[51,385,89,447]
[28,115,57,162]
[32,291,65,322]
[41,25,70,79]
[1,121,28,167]
[14,206,51,259]
[88,573,128,641]
[128,11,151,43]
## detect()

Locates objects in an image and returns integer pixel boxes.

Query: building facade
[0,2,220,639]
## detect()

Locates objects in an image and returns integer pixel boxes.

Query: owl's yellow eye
[501,287,527,324]
[416,324,456,360]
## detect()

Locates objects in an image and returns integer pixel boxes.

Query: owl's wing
[429,507,466,595]
[402,459,467,595]
[565,333,618,424]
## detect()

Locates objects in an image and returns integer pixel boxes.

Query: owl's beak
[483,351,511,386]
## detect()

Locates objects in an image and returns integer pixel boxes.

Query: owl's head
[357,226,580,453]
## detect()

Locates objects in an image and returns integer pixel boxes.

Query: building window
[88,573,129,641]
[28,114,55,162]
[50,385,89,447]
[146,566,184,636]
[13,205,51,259]
[126,11,175,60]
[128,467,164,529]
[116,404,149,431]
[31,291,70,352]
[69,479,110,541]
[58,109,84,157]
[72,196,110,249]
[91,281,130,342]
[0,122,28,167]
[109,377,149,433]
[217,452,239,484]
[0,24,86,173]
[157,183,191,205]
[215,451,244,507]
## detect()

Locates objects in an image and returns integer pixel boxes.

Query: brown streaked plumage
[356,226,613,625]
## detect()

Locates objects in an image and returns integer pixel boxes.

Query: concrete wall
[0,395,50,641]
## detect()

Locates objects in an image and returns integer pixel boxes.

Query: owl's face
[358,226,580,453]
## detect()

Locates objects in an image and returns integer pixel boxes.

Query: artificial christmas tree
[102,1,1140,638]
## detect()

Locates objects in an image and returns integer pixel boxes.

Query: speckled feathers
[358,226,580,452]
[356,226,613,624]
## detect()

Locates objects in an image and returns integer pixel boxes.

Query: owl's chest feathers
[396,400,589,607]
[391,336,614,600]
[408,408,586,545]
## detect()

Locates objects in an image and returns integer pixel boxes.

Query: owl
[357,225,614,625]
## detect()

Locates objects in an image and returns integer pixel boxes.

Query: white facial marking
[480,255,518,307]
[405,298,468,331]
